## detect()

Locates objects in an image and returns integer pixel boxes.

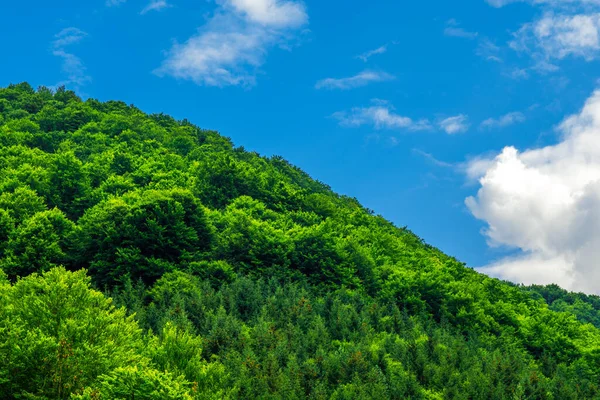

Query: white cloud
[487,0,600,7]
[156,0,307,87]
[53,27,86,48]
[479,253,575,287]
[315,70,395,90]
[445,27,479,39]
[466,89,600,293]
[511,13,600,61]
[439,115,470,134]
[106,0,126,6]
[412,149,454,167]
[51,28,91,88]
[356,45,388,62]
[485,0,520,6]
[333,103,432,131]
[444,19,479,39]
[463,155,497,182]
[224,0,307,28]
[334,104,475,137]
[480,111,526,129]
[509,68,531,79]
[491,0,600,73]
[477,38,504,62]
[141,0,171,14]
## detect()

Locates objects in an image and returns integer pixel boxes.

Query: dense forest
[1,82,600,399]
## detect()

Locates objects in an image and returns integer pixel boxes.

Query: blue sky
[4,0,600,292]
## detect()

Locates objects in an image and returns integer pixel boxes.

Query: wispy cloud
[476,38,503,62]
[439,115,470,134]
[444,19,478,39]
[140,0,171,14]
[356,45,388,62]
[490,0,600,73]
[508,67,530,79]
[412,149,454,167]
[511,13,600,62]
[51,28,91,89]
[315,70,395,90]
[486,0,600,8]
[106,0,126,6]
[485,0,522,6]
[480,111,526,129]
[156,0,308,87]
[333,102,432,131]
[333,102,476,136]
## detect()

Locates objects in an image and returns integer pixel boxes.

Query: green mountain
[0,82,599,399]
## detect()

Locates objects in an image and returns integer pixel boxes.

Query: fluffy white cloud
[480,111,526,129]
[315,70,395,90]
[466,89,600,293]
[156,0,307,87]
[51,28,91,88]
[356,45,388,62]
[439,115,470,134]
[463,155,497,182]
[156,16,265,86]
[140,0,171,14]
[333,103,432,131]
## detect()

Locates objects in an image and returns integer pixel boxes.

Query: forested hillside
[527,284,600,329]
[1,82,600,399]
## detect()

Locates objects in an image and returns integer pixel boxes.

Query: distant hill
[0,82,598,399]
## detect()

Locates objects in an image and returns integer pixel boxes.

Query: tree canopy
[0,82,599,398]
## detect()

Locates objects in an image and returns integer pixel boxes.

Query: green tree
[47,151,91,219]
[0,268,145,399]
[1,208,78,277]
[73,367,193,400]
[79,189,214,285]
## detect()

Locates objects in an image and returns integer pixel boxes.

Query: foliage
[528,283,600,328]
[0,82,599,398]
[0,268,144,399]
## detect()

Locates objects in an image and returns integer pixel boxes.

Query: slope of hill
[527,284,600,328]
[0,82,599,399]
